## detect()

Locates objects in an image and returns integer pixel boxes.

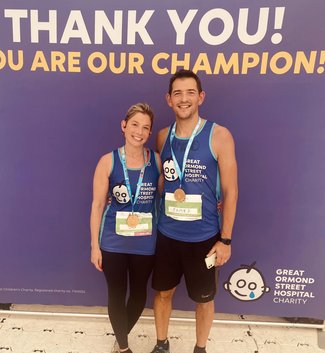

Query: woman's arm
[90,153,112,271]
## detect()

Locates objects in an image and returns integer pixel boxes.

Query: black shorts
[152,230,219,303]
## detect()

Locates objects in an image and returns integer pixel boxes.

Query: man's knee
[196,299,214,311]
[155,288,176,302]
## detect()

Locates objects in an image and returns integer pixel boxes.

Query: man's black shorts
[152,230,219,303]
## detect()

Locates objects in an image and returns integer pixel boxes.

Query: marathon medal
[174,188,186,202]
[126,213,139,228]
[120,146,147,228]
[169,117,201,201]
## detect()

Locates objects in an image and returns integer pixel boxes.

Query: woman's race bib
[115,211,152,236]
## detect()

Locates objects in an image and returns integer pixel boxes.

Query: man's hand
[206,241,231,267]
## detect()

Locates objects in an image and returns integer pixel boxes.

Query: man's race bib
[115,211,152,236]
[165,192,202,221]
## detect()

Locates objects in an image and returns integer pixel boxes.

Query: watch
[218,237,232,245]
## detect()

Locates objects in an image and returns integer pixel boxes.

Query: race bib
[165,192,202,221]
[115,211,152,236]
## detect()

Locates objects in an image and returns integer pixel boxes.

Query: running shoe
[150,340,170,353]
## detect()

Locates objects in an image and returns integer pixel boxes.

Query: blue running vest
[100,148,159,255]
[159,120,221,242]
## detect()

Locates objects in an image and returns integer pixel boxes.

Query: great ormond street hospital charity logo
[224,261,270,301]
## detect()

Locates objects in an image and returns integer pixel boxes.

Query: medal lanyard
[170,117,201,188]
[121,147,147,213]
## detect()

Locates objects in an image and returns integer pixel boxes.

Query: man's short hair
[168,69,203,94]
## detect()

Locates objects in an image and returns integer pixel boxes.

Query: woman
[90,103,161,353]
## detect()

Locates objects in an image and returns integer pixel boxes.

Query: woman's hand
[91,246,103,272]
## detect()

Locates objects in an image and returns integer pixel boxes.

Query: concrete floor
[0,305,324,353]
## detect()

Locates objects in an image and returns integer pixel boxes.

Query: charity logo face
[163,158,179,182]
[112,183,130,204]
[224,262,270,301]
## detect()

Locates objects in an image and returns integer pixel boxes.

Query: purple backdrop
[0,0,324,319]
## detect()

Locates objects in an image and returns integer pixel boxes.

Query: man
[151,70,238,353]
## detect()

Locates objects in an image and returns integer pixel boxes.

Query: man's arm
[156,127,168,196]
[208,125,238,266]
[156,127,169,154]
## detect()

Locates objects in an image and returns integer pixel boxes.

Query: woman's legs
[102,251,129,350]
[102,251,154,350]
[127,254,154,333]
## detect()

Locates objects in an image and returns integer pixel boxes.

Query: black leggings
[101,250,154,350]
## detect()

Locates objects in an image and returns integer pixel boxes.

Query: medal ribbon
[169,117,201,188]
[120,147,147,213]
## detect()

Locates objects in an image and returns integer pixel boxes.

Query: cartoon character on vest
[112,182,130,204]
[163,158,179,182]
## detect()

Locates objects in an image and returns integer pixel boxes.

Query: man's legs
[180,236,218,353]
[150,288,176,353]
[153,288,176,340]
[151,232,182,352]
[195,300,214,349]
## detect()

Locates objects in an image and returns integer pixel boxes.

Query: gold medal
[127,214,139,228]
[174,188,186,202]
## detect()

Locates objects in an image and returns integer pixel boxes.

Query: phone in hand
[205,252,216,269]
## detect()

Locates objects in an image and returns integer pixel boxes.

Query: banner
[0,0,324,319]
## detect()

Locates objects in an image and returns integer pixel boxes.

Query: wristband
[218,235,232,245]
